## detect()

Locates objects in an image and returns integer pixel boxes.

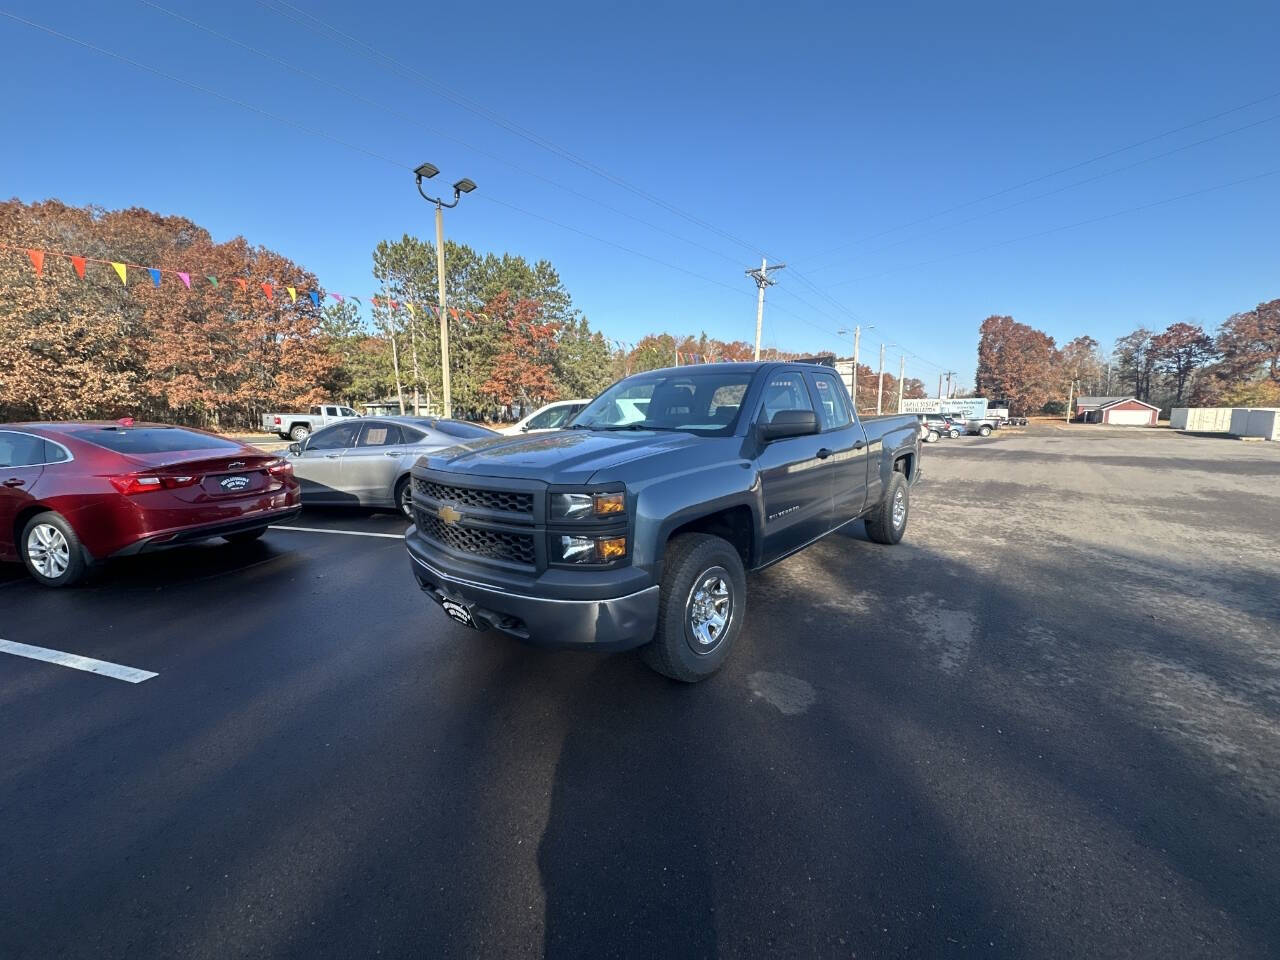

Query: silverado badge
[438,505,462,525]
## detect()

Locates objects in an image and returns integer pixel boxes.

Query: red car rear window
[71,427,241,454]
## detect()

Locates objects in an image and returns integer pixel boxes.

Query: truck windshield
[573,370,751,436]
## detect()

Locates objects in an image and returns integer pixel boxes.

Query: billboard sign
[900,397,989,419]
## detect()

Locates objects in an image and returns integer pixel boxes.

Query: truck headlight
[550,491,625,519]
[554,534,627,564]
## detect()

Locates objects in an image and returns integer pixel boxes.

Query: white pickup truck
[262,404,360,441]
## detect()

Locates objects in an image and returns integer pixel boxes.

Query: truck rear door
[754,370,833,563]
[806,369,870,527]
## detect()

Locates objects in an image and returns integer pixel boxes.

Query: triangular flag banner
[449,307,459,320]
[330,292,343,303]
[287,286,297,303]
[350,296,361,306]
[26,249,44,275]
[234,278,247,292]
[309,291,319,308]
[207,275,219,288]
[148,268,162,287]
[406,303,415,317]
[177,272,191,289]
[370,296,380,308]
[71,256,86,279]
[261,283,273,301]
[111,262,127,285]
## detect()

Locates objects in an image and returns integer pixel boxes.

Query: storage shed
[1074,396,1160,426]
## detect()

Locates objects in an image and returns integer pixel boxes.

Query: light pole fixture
[415,161,477,418]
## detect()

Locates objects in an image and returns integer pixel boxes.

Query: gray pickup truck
[405,362,922,681]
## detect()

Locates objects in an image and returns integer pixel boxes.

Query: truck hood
[421,429,713,484]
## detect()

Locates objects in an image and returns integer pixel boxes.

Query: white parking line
[0,639,157,683]
[272,525,405,540]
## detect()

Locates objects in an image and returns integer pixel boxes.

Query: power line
[827,165,1280,290]
[808,106,1280,278]
[257,0,769,258]
[798,85,1280,268]
[137,0,748,269]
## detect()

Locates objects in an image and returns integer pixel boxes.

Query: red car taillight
[110,474,200,495]
[267,459,293,479]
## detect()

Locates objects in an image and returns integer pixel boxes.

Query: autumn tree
[1150,322,1216,404]
[479,293,560,410]
[1217,299,1280,384]
[975,315,1060,414]
[1059,335,1107,394]
[1112,328,1158,401]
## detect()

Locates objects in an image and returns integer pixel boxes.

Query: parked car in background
[262,404,360,441]
[914,413,958,442]
[405,362,923,682]
[288,416,498,517]
[500,399,592,435]
[0,421,300,587]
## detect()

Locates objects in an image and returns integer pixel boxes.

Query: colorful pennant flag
[330,292,343,303]
[234,278,247,292]
[350,296,361,307]
[286,286,297,303]
[111,262,127,285]
[406,303,415,317]
[309,291,319,308]
[177,272,191,289]
[207,275,219,288]
[449,306,459,320]
[261,283,273,301]
[71,256,86,279]
[26,249,44,275]
[148,268,162,287]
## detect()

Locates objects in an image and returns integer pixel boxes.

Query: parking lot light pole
[897,354,905,413]
[415,162,477,418]
[876,342,886,415]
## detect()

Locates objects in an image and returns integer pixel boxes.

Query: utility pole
[896,354,905,413]
[1066,379,1075,425]
[942,370,957,401]
[747,258,785,361]
[876,342,886,415]
[937,373,943,402]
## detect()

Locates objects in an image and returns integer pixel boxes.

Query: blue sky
[4,0,1278,390]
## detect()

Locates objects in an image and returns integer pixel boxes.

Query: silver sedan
[287,416,497,517]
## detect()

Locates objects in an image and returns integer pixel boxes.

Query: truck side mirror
[760,409,819,441]
[288,442,302,456]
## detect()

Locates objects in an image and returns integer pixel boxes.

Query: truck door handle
[3,477,24,488]
[383,451,403,457]
[325,454,341,459]
[817,448,832,460]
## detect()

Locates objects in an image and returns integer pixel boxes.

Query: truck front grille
[416,510,536,567]
[415,478,533,516]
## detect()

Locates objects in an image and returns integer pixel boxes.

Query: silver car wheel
[27,522,70,580]
[399,481,413,517]
[686,566,732,652]
[892,487,907,530]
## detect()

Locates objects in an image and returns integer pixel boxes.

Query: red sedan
[0,421,301,587]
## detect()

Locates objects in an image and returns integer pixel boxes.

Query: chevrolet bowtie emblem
[438,505,462,525]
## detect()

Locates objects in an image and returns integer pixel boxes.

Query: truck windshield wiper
[597,423,678,431]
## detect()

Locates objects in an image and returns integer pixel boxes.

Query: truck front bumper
[407,547,660,651]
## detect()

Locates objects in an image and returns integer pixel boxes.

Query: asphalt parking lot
[2,425,1278,959]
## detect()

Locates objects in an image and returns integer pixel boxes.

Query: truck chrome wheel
[686,566,733,652]
[27,523,70,579]
[892,487,907,530]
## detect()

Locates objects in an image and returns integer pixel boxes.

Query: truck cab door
[754,371,833,564]
[806,370,870,527]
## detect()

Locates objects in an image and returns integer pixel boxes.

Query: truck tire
[642,533,746,683]
[926,429,940,443]
[289,424,311,442]
[21,511,88,587]
[865,472,909,546]
[978,425,992,437]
